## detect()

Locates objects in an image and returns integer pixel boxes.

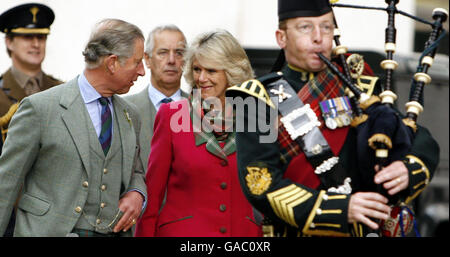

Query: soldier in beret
[226,0,439,237]
[0,3,62,154]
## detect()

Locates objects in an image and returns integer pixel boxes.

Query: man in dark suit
[123,24,188,172]
[0,2,62,237]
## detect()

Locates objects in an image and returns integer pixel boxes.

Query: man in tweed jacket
[0,19,147,237]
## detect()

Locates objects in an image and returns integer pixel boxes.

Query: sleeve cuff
[302,190,350,237]
[128,189,147,215]
[403,155,430,204]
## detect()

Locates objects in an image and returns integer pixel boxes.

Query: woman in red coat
[135,29,262,237]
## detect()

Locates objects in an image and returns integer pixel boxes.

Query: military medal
[340,114,351,126]
[320,96,353,130]
[325,115,337,130]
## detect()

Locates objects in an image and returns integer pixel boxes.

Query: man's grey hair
[83,18,144,69]
[145,24,186,56]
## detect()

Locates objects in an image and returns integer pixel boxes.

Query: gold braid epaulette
[0,103,18,127]
[356,75,378,97]
[226,79,275,109]
[1,103,19,141]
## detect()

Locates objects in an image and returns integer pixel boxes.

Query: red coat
[135,99,262,237]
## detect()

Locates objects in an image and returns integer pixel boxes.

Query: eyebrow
[157,47,185,51]
[296,20,333,24]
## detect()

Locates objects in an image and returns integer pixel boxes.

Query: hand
[348,192,391,230]
[374,161,409,195]
[113,191,144,233]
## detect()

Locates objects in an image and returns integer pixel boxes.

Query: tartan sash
[278,67,346,162]
[276,67,350,188]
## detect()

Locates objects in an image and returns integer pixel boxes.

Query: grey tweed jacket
[0,76,147,236]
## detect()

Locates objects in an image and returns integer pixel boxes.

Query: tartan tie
[98,97,112,155]
[161,98,173,104]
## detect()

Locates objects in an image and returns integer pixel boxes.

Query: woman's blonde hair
[183,29,254,89]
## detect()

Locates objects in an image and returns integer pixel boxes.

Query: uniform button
[101,185,107,191]
[100,203,106,208]
[219,204,226,212]
[220,227,227,233]
[220,182,227,190]
[75,206,82,213]
[103,168,108,174]
[82,181,89,188]
[96,219,101,224]
[220,160,228,167]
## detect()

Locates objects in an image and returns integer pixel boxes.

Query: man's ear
[275,29,287,49]
[143,53,151,69]
[104,55,118,74]
[5,37,13,53]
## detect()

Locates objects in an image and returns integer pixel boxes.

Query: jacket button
[220,227,227,233]
[96,219,101,224]
[220,182,227,190]
[101,185,107,191]
[219,204,226,212]
[103,168,108,174]
[82,181,89,188]
[75,206,82,213]
[220,160,228,167]
[100,203,106,208]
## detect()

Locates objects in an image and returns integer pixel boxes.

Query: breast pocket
[17,193,51,216]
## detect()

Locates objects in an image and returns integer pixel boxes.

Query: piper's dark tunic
[226,64,439,237]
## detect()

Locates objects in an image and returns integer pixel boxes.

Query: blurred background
[0,0,448,236]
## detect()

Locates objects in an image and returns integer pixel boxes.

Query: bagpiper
[226,0,439,237]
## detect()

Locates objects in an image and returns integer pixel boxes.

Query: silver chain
[81,209,122,232]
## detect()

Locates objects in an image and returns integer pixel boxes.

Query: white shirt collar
[147,84,182,111]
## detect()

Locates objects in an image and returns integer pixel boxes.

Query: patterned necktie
[98,97,112,155]
[161,98,173,104]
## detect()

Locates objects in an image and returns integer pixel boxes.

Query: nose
[31,36,40,47]
[198,70,208,83]
[137,61,145,76]
[312,25,323,44]
[168,51,176,64]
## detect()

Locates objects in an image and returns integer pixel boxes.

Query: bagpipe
[317,0,448,237]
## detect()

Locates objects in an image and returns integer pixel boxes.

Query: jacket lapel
[60,77,91,176]
[2,69,26,102]
[112,95,136,187]
[137,88,155,164]
[41,73,62,90]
